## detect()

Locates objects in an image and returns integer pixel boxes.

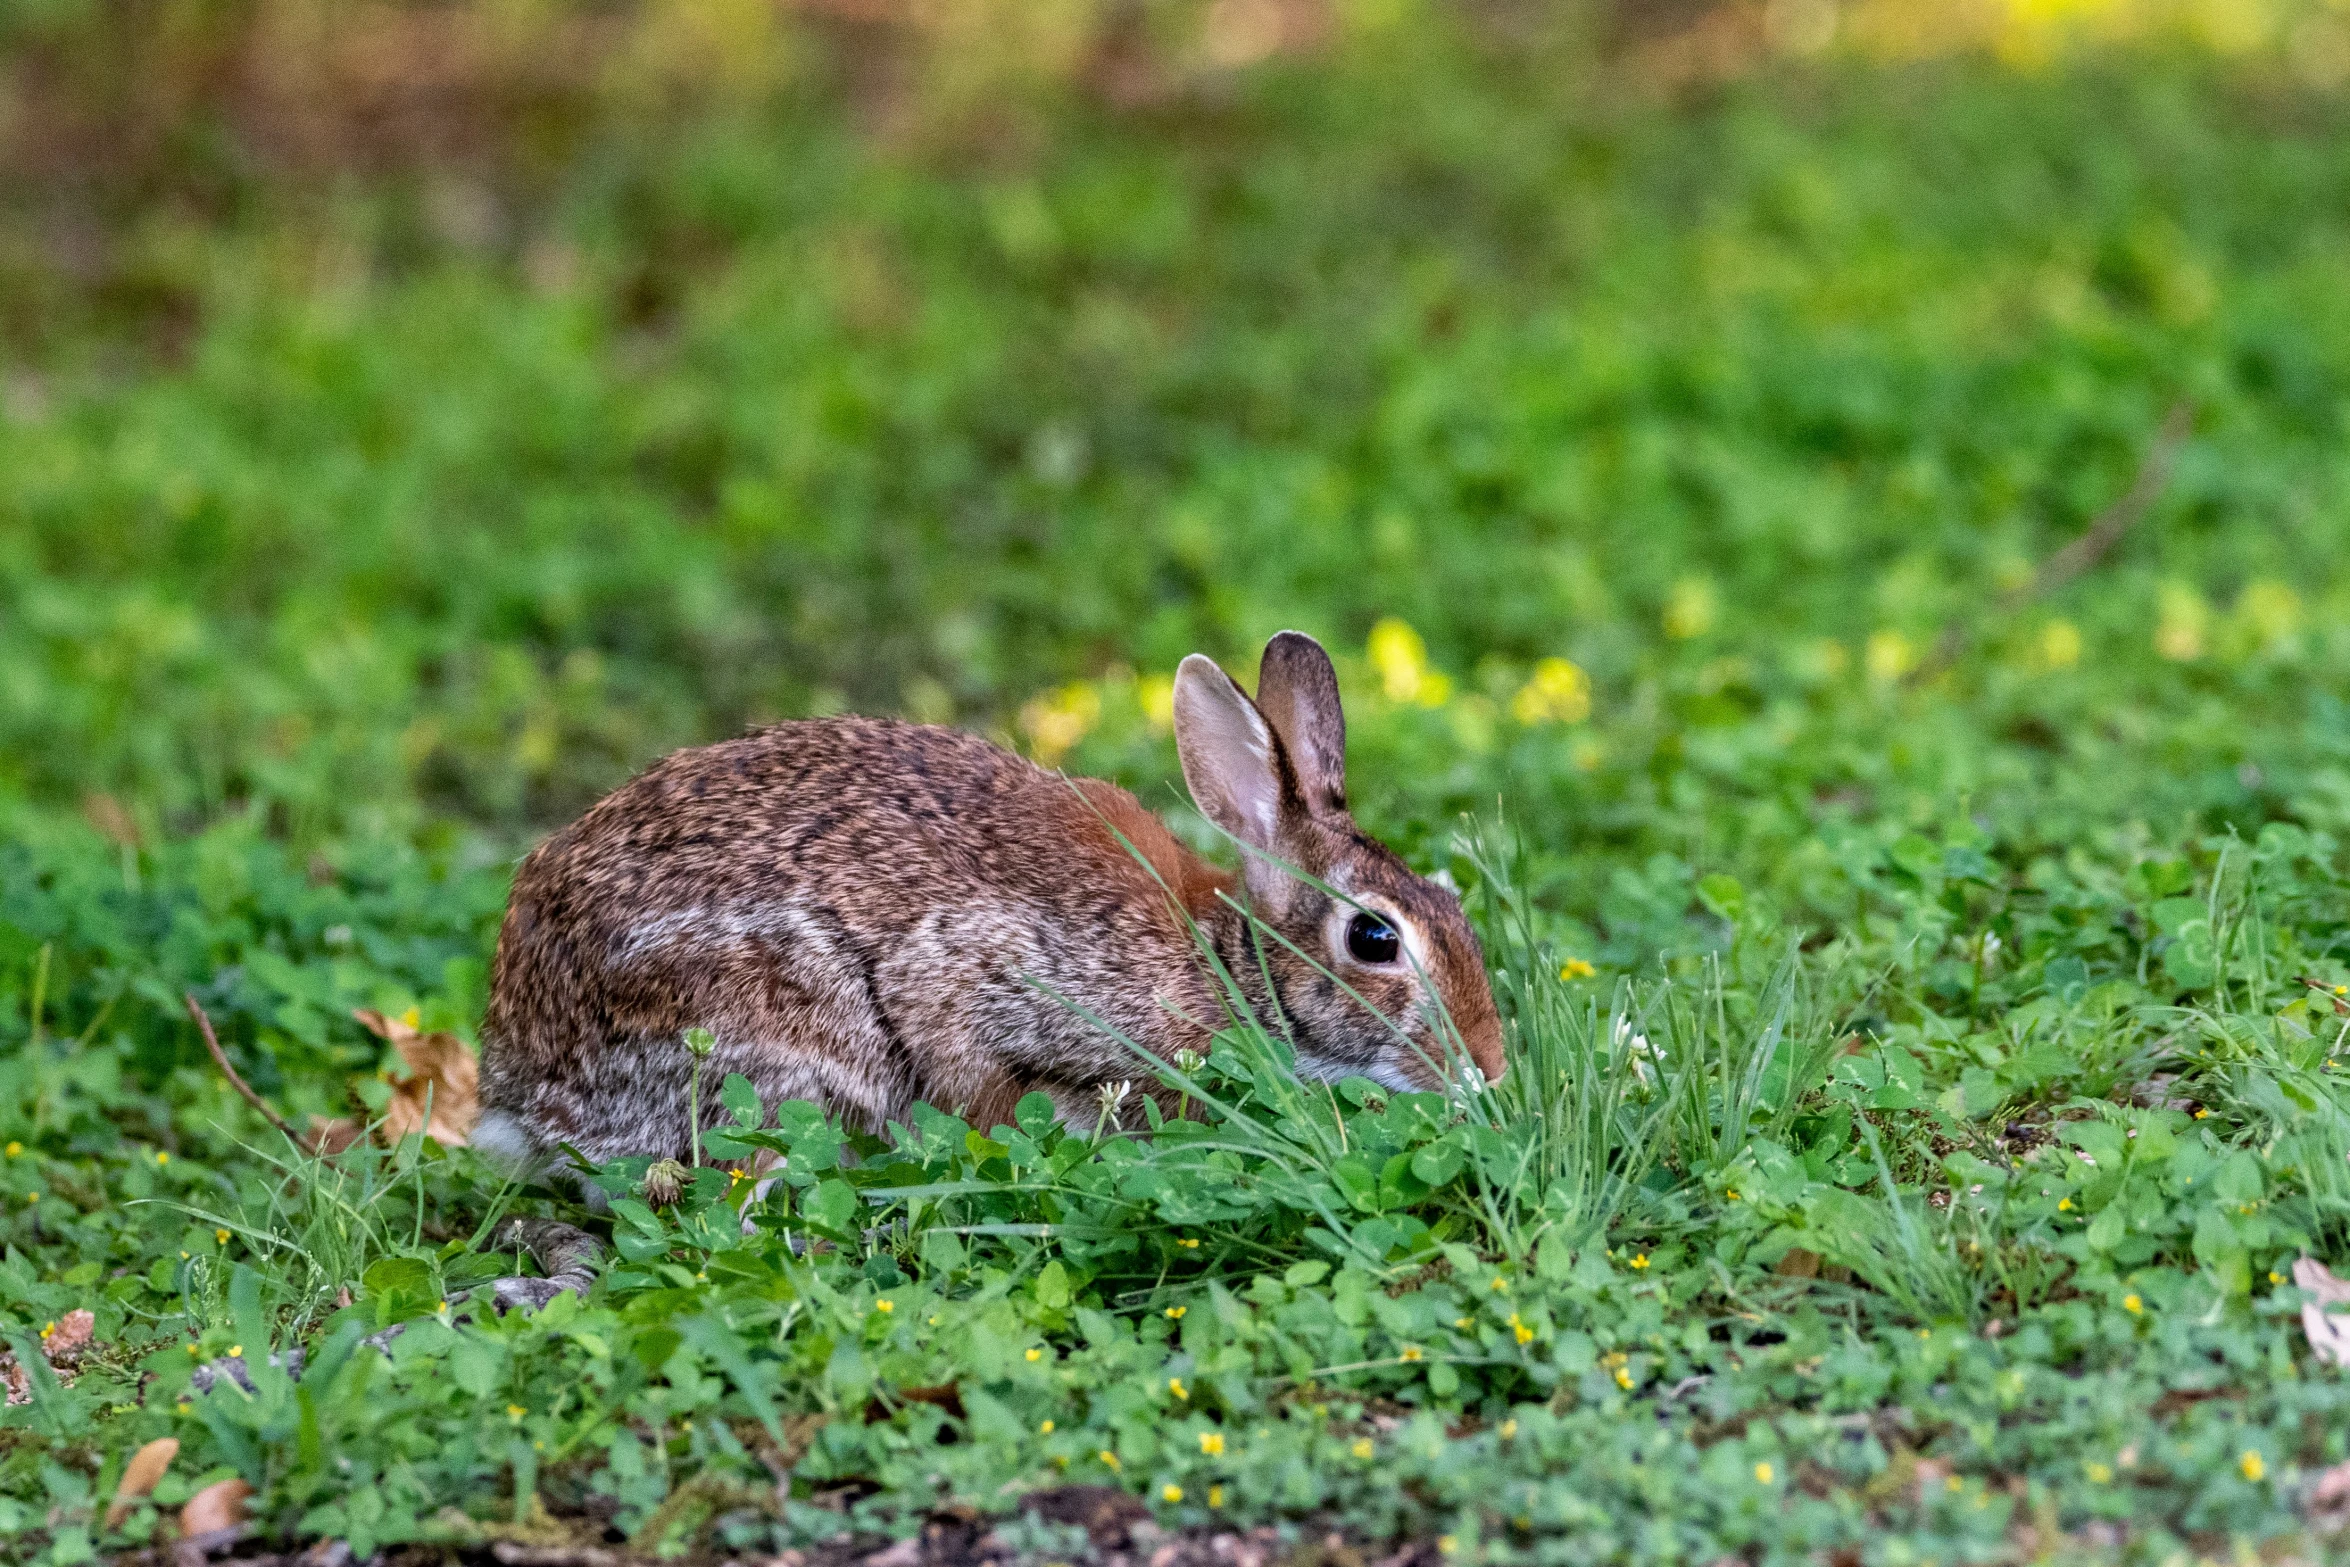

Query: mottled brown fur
[477,634,1504,1176]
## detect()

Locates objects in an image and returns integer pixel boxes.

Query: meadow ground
[7,5,2350,1563]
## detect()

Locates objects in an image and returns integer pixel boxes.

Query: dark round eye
[1345,912,1401,965]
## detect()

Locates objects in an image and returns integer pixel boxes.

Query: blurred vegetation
[11,3,2350,1559]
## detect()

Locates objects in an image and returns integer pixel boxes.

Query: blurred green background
[5,0,2350,913]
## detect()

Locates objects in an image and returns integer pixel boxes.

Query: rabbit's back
[478,717,1231,1167]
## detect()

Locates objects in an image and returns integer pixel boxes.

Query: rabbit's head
[1173,631,1506,1093]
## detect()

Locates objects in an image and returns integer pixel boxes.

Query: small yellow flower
[1169,1378,1189,1400]
[1399,1345,1425,1362]
[2271,1271,2286,1285]
[1498,1420,1518,1440]
[1613,1366,1634,1390]
[2241,1450,2266,1482]
[2123,1294,2143,1315]
[1099,1450,1122,1472]
[185,1343,198,1355]
[1166,1306,1187,1320]
[2056,1198,2072,1211]
[1352,1438,1375,1459]
[1207,1485,1224,1509]
[2,1143,17,1157]
[155,1152,168,1165]
[507,1404,527,1423]
[1628,1253,1650,1270]
[1559,958,1596,981]
[175,1400,191,1414]
[1178,1237,1201,1249]
[1491,1277,1509,1292]
[215,1227,231,1244]
[1724,1190,1741,1202]
[227,1345,243,1359]
[929,1316,940,1326]
[180,1250,189,1259]
[1508,1314,1534,1346]
[2194,1108,2209,1119]
[37,1322,53,1339]
[2085,1462,2113,1484]
[1945,1474,1963,1492]
[1026,1347,1044,1362]
[1162,1484,1183,1504]
[1455,1317,1473,1329]
[1437,1536,1460,1558]
[1199,1431,1225,1457]
[1754,1462,1774,1485]
[875,1299,894,1313]
[25,1192,38,1205]
[1039,1419,1054,1434]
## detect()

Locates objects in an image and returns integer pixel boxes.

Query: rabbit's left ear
[1174,654,1285,850]
[1255,631,1346,817]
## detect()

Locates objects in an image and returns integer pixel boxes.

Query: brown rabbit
[473,631,1505,1181]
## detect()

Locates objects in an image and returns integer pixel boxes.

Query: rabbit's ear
[1174,654,1285,850]
[1255,631,1346,817]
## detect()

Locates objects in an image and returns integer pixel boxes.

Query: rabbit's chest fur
[478,717,1234,1166]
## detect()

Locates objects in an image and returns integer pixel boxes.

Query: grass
[9,6,2350,1563]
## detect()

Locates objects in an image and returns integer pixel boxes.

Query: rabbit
[472,630,1505,1185]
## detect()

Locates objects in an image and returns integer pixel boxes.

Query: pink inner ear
[1173,657,1285,847]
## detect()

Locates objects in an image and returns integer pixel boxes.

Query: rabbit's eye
[1345,912,1401,965]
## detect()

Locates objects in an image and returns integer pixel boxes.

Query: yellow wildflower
[1026,1347,1044,1362]
[1613,1366,1634,1390]
[1628,1253,1650,1270]
[1352,1439,1375,1459]
[216,1227,230,1244]
[1369,619,1451,706]
[1039,1420,1054,1434]
[1437,1537,1460,1558]
[1754,1462,1774,1485]
[1559,958,1596,981]
[1019,682,1103,766]
[2086,1462,2113,1484]
[1207,1485,1224,1509]
[507,1404,527,1423]
[1199,1431,1225,1457]
[1099,1450,1122,1472]
[1498,1420,1518,1439]
[2241,1450,2266,1482]
[1399,1344,1425,1362]
[2122,1294,2143,1315]
[1169,1378,1189,1400]
[1162,1484,1183,1504]
[875,1299,894,1313]
[1165,1305,1187,1320]
[1511,659,1592,725]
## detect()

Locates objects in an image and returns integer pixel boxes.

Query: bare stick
[184,992,300,1143]
[1911,400,2193,685]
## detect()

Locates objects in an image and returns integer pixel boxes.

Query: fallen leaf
[302,1116,365,1156]
[39,1307,95,1366]
[2311,1459,2350,1533]
[2295,1257,2350,1368]
[106,1437,179,1530]
[0,1355,26,1405]
[1774,1248,1820,1279]
[179,1476,253,1537]
[354,1008,479,1147]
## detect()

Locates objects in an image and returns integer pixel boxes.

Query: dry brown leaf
[1774,1248,1821,1279]
[354,1008,479,1147]
[302,1116,365,1156]
[179,1476,253,1537]
[106,1437,179,1530]
[0,1355,27,1405]
[2311,1459,2350,1533]
[2295,1257,2350,1368]
[41,1308,94,1365]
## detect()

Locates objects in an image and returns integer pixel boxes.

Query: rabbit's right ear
[1174,654,1285,852]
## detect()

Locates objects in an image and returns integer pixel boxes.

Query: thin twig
[183,992,299,1143]
[1910,399,2194,685]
